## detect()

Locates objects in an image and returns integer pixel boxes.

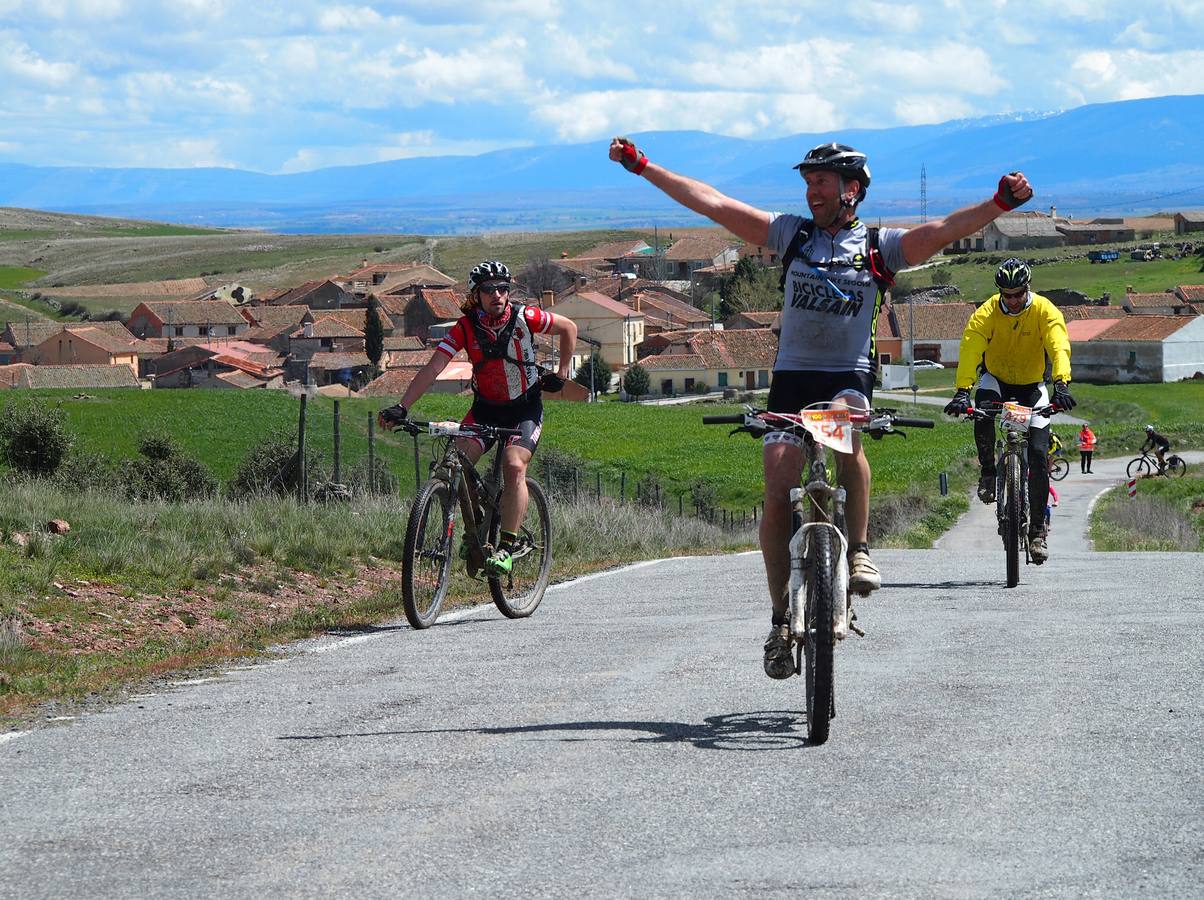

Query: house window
[661,379,673,396]
[758,370,770,388]
[718,372,728,387]
[174,326,184,337]
[880,353,892,365]
[684,377,695,391]
[322,338,333,348]
[227,326,237,336]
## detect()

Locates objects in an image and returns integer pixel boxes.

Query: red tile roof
[1087,316,1196,341]
[893,302,978,341]
[419,288,466,321]
[571,240,650,260]
[292,316,364,339]
[665,234,740,261]
[358,368,422,397]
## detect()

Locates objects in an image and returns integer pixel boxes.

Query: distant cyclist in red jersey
[378,261,577,577]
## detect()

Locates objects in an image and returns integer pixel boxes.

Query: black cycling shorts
[464,392,543,453]
[767,370,875,414]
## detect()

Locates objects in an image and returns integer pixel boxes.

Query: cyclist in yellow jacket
[944,258,1074,563]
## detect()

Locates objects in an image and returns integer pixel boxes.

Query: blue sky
[1,0,1201,174]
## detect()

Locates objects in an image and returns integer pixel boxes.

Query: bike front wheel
[1003,453,1022,588]
[401,479,455,629]
[1165,455,1187,477]
[488,477,552,619]
[802,526,836,745]
[1127,456,1152,479]
[1049,457,1069,481]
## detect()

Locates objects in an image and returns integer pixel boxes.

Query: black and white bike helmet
[1145,424,1154,432]
[995,257,1033,315]
[793,143,871,203]
[468,260,511,291]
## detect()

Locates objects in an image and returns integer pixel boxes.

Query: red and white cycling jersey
[435,304,554,404]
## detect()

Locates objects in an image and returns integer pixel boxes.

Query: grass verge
[1089,473,1204,551]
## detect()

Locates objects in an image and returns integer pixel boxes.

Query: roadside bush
[124,432,216,502]
[227,434,326,500]
[52,448,121,493]
[0,398,73,477]
[342,457,398,497]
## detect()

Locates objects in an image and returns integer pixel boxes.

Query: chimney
[1050,204,1057,219]
[560,251,568,259]
[303,323,313,338]
[634,293,641,312]
[541,290,554,308]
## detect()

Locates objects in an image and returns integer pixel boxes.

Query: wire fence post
[596,471,602,501]
[297,393,308,502]
[367,413,375,494]
[332,399,342,485]
[678,493,684,516]
[620,470,625,504]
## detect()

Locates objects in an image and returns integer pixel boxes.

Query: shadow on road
[887,580,1001,590]
[278,710,815,751]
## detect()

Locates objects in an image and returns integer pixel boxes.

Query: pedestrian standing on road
[1077,423,1096,473]
[609,134,1035,680]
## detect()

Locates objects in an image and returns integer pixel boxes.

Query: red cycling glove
[616,137,648,176]
[993,172,1028,211]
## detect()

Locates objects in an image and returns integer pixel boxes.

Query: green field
[899,242,1202,302]
[0,266,47,289]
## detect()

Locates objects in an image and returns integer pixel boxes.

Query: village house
[567,240,653,278]
[1173,211,1204,235]
[339,262,456,297]
[1069,315,1204,383]
[1056,220,1136,245]
[399,287,465,343]
[14,364,140,390]
[981,212,1064,251]
[239,305,311,354]
[151,342,285,389]
[1121,289,1199,316]
[544,290,644,373]
[888,301,979,366]
[259,279,357,310]
[127,301,250,341]
[664,234,741,281]
[3,320,145,365]
[639,328,777,395]
[30,325,140,375]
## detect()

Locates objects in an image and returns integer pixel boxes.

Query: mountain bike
[966,401,1059,588]
[1127,448,1186,479]
[1048,454,1069,482]
[397,419,552,629]
[704,405,934,744]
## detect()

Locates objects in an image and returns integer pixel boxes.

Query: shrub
[52,448,121,493]
[0,398,73,477]
[124,432,217,502]
[574,352,612,394]
[622,363,650,398]
[227,434,326,500]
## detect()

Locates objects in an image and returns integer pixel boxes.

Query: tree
[573,352,612,395]
[519,255,575,300]
[719,257,781,318]
[364,299,385,371]
[622,362,649,398]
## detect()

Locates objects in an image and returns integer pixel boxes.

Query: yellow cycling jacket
[954,292,1072,390]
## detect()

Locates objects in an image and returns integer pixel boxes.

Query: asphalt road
[2,463,1202,897]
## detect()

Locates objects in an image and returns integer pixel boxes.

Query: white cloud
[0,37,77,86]
[1067,48,1204,101]
[278,131,533,173]
[894,94,976,125]
[120,138,234,168]
[533,89,841,142]
[317,5,386,32]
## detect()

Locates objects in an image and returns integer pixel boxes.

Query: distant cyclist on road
[378,260,577,577]
[609,134,1036,679]
[1141,425,1172,473]
[944,258,1074,564]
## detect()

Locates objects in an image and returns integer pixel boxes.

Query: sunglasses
[1001,289,1027,300]
[478,284,510,295]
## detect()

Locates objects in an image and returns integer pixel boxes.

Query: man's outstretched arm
[609,137,772,248]
[900,172,1034,267]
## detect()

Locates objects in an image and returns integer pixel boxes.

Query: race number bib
[1001,402,1033,433]
[802,408,854,453]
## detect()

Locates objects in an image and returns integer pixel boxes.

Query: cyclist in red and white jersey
[379,260,577,576]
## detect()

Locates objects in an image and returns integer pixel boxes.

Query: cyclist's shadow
[403,710,813,752]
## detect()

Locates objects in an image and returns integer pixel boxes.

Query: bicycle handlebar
[704,407,935,436]
[404,419,523,438]
[702,414,746,425]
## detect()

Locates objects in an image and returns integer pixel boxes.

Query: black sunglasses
[478,284,511,295]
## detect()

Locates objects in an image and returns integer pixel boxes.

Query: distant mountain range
[2,94,1202,234]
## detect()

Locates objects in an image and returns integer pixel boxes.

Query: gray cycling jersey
[767,214,907,373]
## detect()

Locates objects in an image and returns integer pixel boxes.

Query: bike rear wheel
[1003,454,1022,588]
[488,477,552,619]
[803,526,836,745]
[401,479,455,629]
[1165,455,1187,477]
[1127,456,1152,478]
[1049,457,1069,481]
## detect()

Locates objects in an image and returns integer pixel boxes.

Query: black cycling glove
[539,372,565,393]
[944,389,972,417]
[378,403,408,428]
[1052,382,1076,411]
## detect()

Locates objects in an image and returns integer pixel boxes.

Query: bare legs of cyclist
[456,438,532,576]
[758,393,877,680]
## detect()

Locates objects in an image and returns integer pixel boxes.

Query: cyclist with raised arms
[610,135,1034,679]
[378,260,577,577]
[943,258,1074,563]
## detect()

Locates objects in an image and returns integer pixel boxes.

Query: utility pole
[920,163,928,224]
